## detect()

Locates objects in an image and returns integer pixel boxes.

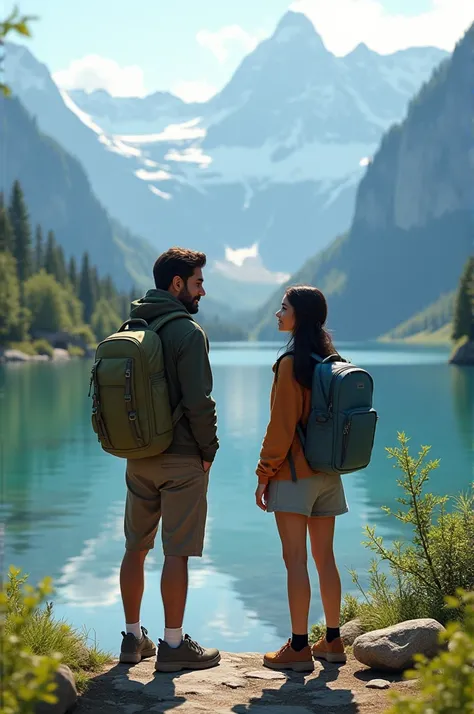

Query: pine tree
[34,225,43,272]
[452,256,474,341]
[55,243,67,285]
[0,193,14,253]
[9,180,32,284]
[44,230,58,276]
[44,230,66,283]
[79,252,95,324]
[91,265,100,303]
[68,255,78,293]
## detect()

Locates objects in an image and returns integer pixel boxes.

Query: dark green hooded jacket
[130,289,218,463]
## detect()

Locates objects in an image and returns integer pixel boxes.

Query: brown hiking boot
[311,636,347,663]
[263,639,314,672]
[154,634,221,673]
[119,626,156,664]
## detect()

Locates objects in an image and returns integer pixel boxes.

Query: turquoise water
[1,342,472,656]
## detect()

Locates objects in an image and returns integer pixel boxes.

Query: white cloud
[172,80,218,103]
[291,0,474,55]
[214,244,290,284]
[196,25,259,63]
[53,54,146,97]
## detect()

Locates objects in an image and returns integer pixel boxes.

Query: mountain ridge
[5,14,448,288]
[252,22,473,341]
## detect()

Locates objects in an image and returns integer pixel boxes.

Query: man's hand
[255,483,269,511]
[202,460,212,473]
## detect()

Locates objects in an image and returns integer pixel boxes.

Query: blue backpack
[279,352,378,480]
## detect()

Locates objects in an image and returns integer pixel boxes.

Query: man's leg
[119,463,161,664]
[120,548,149,625]
[155,456,220,672]
[161,555,188,629]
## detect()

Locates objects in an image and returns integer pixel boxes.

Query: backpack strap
[126,312,192,427]
[288,353,344,482]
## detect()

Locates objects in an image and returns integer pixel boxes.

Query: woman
[255,285,348,672]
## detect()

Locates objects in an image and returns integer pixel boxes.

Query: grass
[6,569,112,693]
[19,604,111,692]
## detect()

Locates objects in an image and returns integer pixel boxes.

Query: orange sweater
[256,354,319,485]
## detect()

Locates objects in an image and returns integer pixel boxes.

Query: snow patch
[162,140,375,185]
[99,134,142,158]
[60,90,104,135]
[135,168,171,181]
[165,147,213,167]
[118,118,206,144]
[149,185,172,200]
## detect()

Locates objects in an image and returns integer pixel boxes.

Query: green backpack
[88,314,188,459]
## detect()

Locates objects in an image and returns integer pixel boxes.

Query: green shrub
[32,339,54,357]
[1,567,61,714]
[67,345,85,358]
[69,324,96,347]
[310,433,474,639]
[349,432,474,630]
[386,589,474,714]
[7,340,36,356]
[3,567,111,699]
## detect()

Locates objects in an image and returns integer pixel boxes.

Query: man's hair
[153,247,207,290]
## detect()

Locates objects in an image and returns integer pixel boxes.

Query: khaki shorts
[266,473,348,518]
[124,454,209,556]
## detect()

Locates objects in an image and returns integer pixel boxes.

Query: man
[119,247,220,672]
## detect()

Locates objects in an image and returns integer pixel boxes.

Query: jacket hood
[129,289,190,322]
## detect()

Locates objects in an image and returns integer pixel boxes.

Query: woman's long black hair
[285,285,338,389]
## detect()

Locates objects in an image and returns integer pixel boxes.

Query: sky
[6,0,474,102]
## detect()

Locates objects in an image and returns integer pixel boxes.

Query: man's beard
[178,287,200,314]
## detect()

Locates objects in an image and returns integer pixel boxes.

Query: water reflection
[450,365,474,455]
[2,343,472,653]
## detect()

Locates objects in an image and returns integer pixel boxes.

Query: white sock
[126,621,142,640]
[164,627,183,648]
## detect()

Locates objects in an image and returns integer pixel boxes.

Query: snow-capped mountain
[5,10,447,295]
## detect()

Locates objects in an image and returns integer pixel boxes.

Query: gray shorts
[266,473,348,518]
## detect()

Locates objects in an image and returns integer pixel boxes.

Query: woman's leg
[263,511,314,671]
[275,511,311,636]
[307,515,346,662]
[308,516,341,629]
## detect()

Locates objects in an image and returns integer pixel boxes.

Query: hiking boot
[311,636,347,663]
[154,634,221,673]
[263,639,314,672]
[120,626,156,664]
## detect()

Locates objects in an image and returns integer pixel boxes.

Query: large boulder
[353,618,444,672]
[36,665,77,714]
[341,618,365,646]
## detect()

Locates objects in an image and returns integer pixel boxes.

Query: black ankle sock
[326,627,340,643]
[291,633,309,651]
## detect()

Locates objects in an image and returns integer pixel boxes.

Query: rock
[366,679,390,689]
[341,618,365,645]
[53,348,70,361]
[245,669,287,680]
[3,349,48,362]
[35,665,77,714]
[353,618,445,672]
[221,678,246,688]
[450,339,474,365]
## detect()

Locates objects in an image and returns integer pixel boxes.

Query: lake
[1,342,473,657]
